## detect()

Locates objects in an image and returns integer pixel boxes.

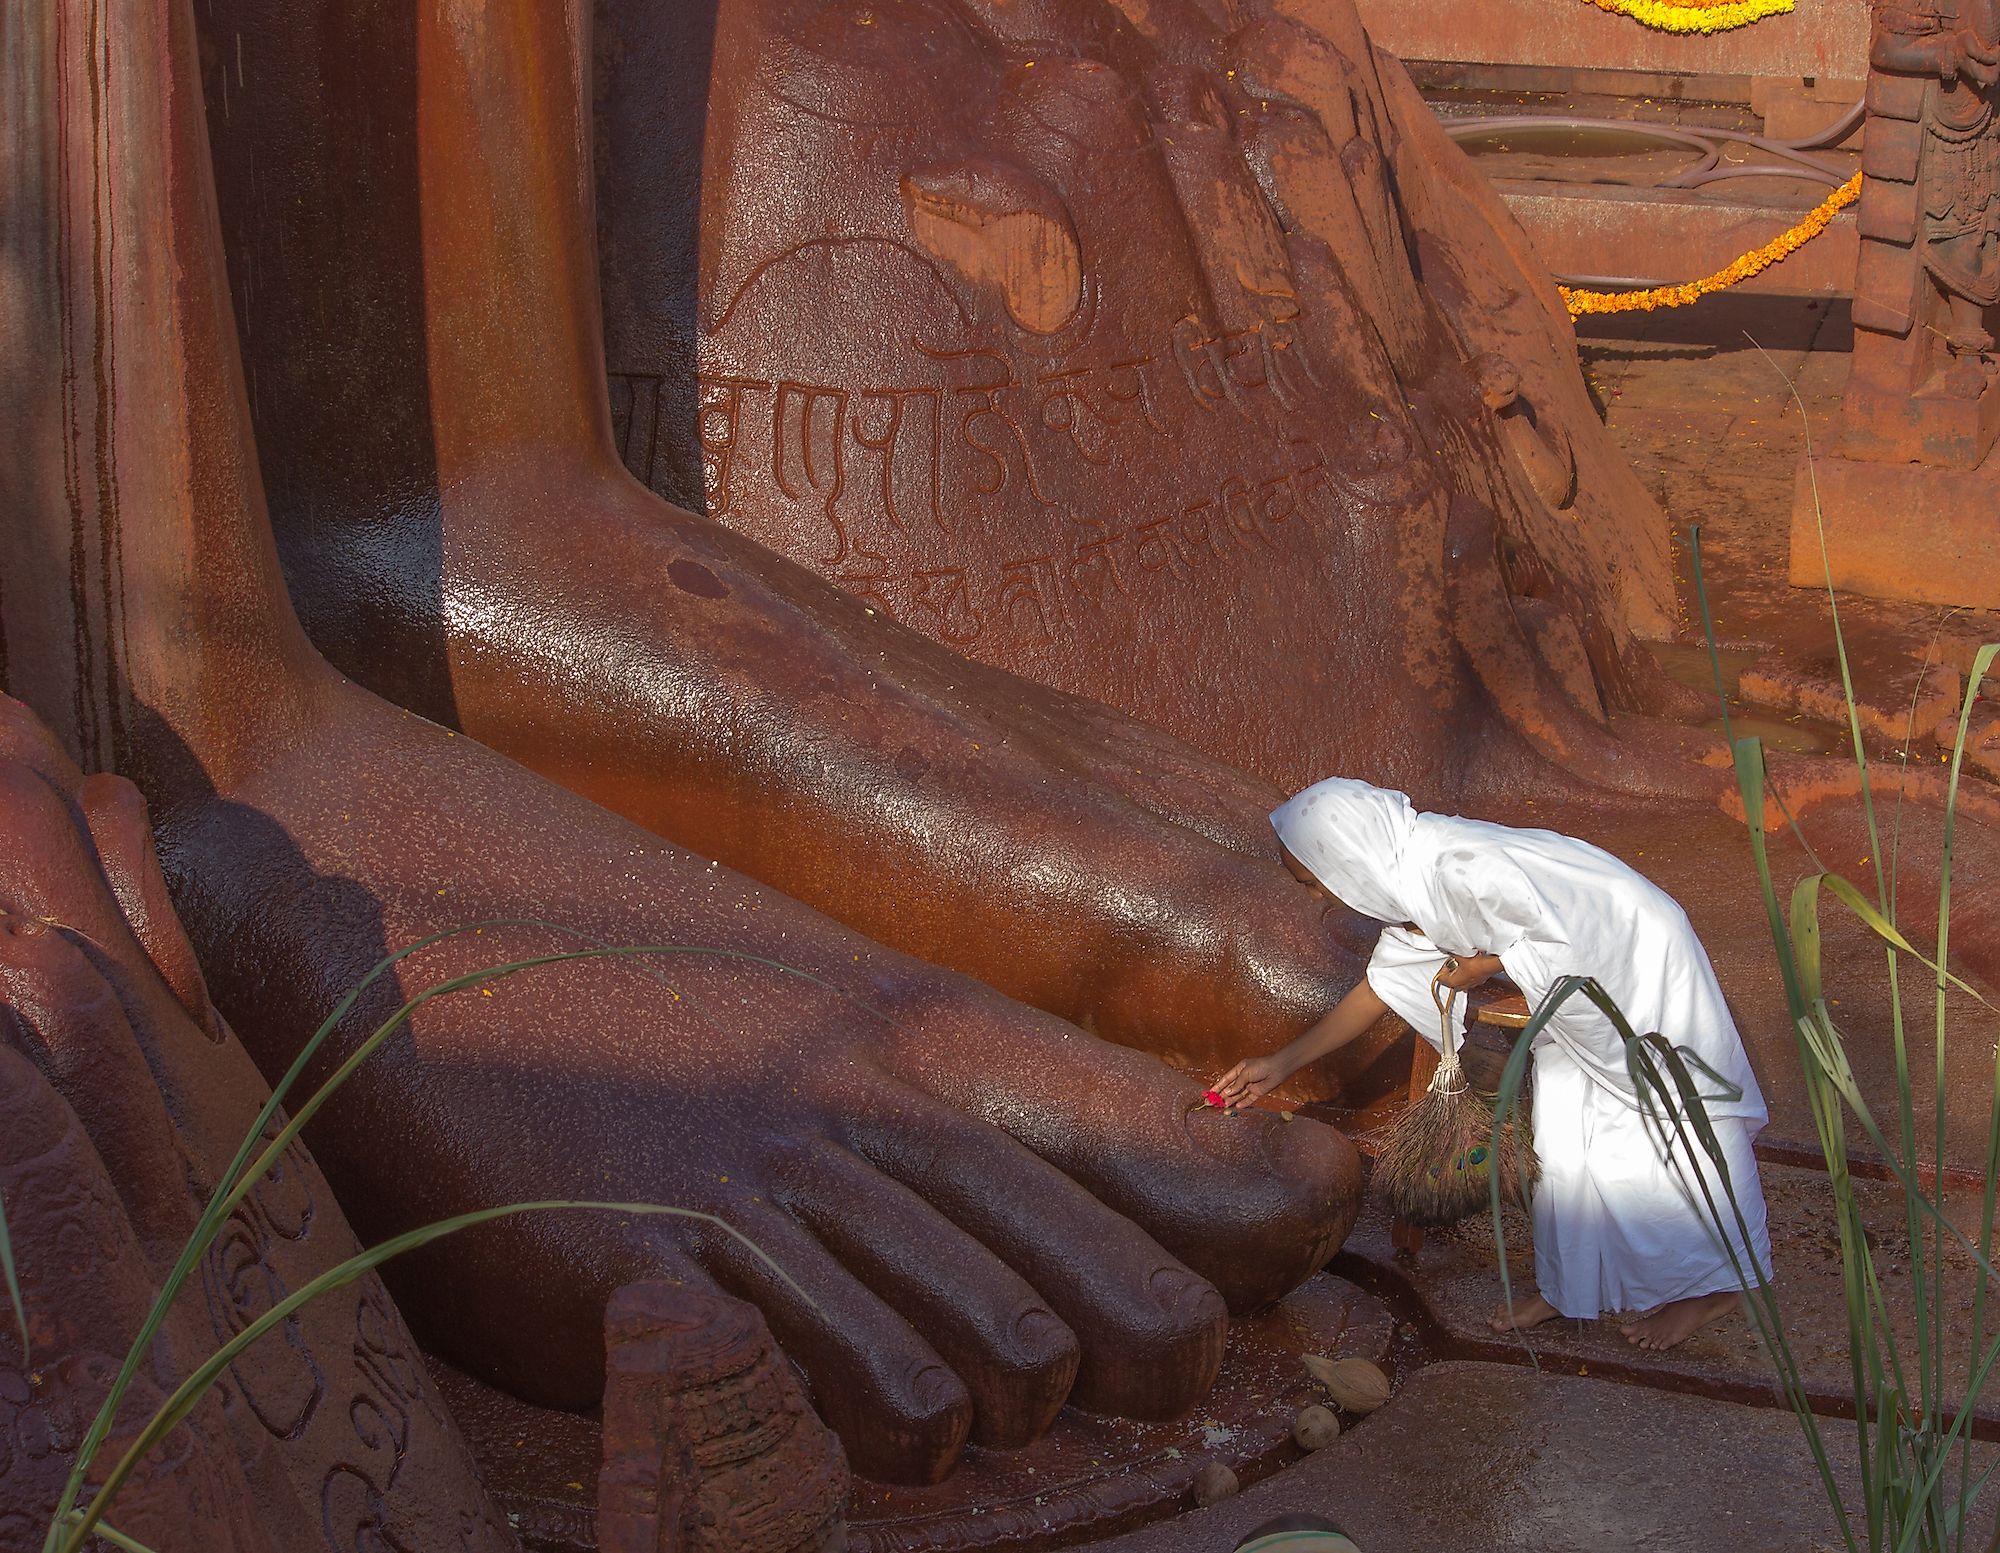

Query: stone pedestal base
[1790,448,2000,608]
[1838,376,2000,469]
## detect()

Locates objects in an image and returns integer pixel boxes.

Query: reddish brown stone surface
[843,1273,1394,1553]
[0,1043,279,1553]
[1082,1361,1868,1553]
[193,0,1408,1100]
[1794,1,2000,609]
[599,1283,847,1553]
[13,0,2000,1537]
[4,0,1359,1496]
[1789,448,2000,610]
[582,0,2000,1177]
[432,1273,1391,1553]
[1844,0,2000,469]
[0,702,514,1550]
[591,0,1688,802]
[1330,1159,2000,1433]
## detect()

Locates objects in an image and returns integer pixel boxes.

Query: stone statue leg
[572,0,1719,810]
[0,0,1359,1486]
[187,0,1409,1101]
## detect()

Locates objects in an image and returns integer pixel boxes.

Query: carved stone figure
[1910,3,2000,375]
[598,1283,848,1553]
[1847,0,2000,461]
[3,0,1358,1493]
[13,0,2000,1532]
[191,0,1404,1108]
[1793,0,2000,603]
[0,700,515,1550]
[587,0,1703,799]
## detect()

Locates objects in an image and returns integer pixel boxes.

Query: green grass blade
[1734,737,1809,1017]
[1484,973,1670,1366]
[46,928,879,1548]
[1486,978,1564,1369]
[39,919,547,1550]
[1689,525,1739,755]
[1893,1325,2000,1553]
[1749,337,1933,1482]
[1745,331,1889,912]
[1797,875,1995,1013]
[63,1516,156,1553]
[1484,971,1851,1552]
[0,1182,22,1355]
[1797,1000,2000,1302]
[1943,646,1998,1553]
[57,1199,783,1553]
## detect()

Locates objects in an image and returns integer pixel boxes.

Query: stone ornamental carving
[12,0,2000,1546]
[1846,0,2000,463]
[0,700,514,1550]
[599,1283,848,1553]
[1790,0,2000,608]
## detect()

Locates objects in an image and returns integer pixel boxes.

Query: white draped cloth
[1273,778,1772,1318]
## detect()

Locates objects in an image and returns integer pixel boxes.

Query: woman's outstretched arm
[1213,978,1393,1107]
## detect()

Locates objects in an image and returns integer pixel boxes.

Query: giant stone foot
[0,0,1361,1487]
[189,0,1401,1100]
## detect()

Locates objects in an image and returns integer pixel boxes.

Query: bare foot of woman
[1489,1292,1562,1334]
[1623,1290,1741,1351]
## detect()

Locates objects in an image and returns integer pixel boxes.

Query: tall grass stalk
[0,1180,20,1352]
[1488,510,2000,1549]
[0,922,839,1553]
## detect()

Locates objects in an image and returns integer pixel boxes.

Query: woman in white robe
[1215,778,1772,1349]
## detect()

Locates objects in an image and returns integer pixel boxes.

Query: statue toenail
[1011,1304,1069,1356]
[1148,1266,1220,1319]
[909,1363,962,1415]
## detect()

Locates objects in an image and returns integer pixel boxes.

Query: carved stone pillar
[1790,0,2000,606]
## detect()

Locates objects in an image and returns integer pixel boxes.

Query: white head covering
[1269,778,1424,929]
[1269,778,1543,958]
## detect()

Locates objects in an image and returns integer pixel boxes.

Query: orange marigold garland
[1559,172,1861,317]
[1583,0,1795,32]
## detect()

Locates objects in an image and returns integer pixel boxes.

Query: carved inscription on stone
[609,313,1398,654]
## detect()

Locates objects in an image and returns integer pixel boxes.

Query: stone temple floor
[1082,299,2000,1551]
[1087,1363,1861,1553]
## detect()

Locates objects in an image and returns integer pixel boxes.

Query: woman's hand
[1210,978,1392,1109]
[1212,1055,1290,1108]
[1437,952,1504,993]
